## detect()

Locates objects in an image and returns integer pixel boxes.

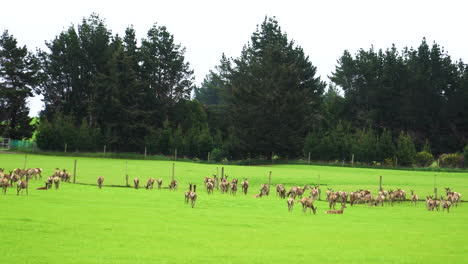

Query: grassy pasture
[1,153,468,264]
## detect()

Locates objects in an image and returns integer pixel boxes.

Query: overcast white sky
[2,0,467,116]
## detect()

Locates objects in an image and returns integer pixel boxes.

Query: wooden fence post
[64,143,67,153]
[125,161,129,186]
[434,187,438,199]
[379,175,382,191]
[73,160,77,183]
[208,152,210,162]
[221,167,224,180]
[23,154,27,169]
[308,152,311,165]
[351,154,354,166]
[268,171,272,191]
[174,149,178,161]
[104,145,106,157]
[216,167,219,189]
[172,163,175,181]
[144,146,147,159]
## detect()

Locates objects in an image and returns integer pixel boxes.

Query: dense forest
[1,14,467,166]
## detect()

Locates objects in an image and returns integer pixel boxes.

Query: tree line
[1,14,467,166]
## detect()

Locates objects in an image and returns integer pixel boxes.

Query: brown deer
[277,184,286,199]
[230,181,238,195]
[297,197,317,214]
[146,178,155,189]
[205,181,214,194]
[259,184,270,197]
[276,184,284,196]
[441,196,452,213]
[157,178,162,189]
[287,186,299,199]
[445,188,461,207]
[220,176,229,193]
[10,172,20,186]
[410,190,418,205]
[326,204,347,214]
[17,178,29,195]
[97,176,104,189]
[328,192,339,209]
[1,177,8,194]
[45,176,53,189]
[241,178,249,195]
[426,196,435,211]
[133,178,140,189]
[185,184,193,204]
[287,198,294,212]
[310,186,320,201]
[53,176,60,189]
[296,185,309,199]
[373,194,385,206]
[337,191,348,204]
[189,185,197,208]
[169,180,178,190]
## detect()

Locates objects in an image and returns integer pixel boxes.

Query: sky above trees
[2,0,468,116]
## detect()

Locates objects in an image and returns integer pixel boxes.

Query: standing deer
[277,184,286,199]
[157,178,163,189]
[169,180,178,190]
[205,181,214,194]
[310,186,320,201]
[1,177,8,194]
[287,198,294,212]
[296,185,309,199]
[326,204,347,214]
[53,176,60,189]
[189,185,197,208]
[410,190,418,205]
[287,186,299,199]
[241,178,249,195]
[230,181,238,195]
[146,178,155,189]
[134,178,140,189]
[328,192,339,209]
[185,184,193,204]
[17,178,29,195]
[441,196,452,213]
[297,197,317,214]
[97,176,104,189]
[259,184,269,197]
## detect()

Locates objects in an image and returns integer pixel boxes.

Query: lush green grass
[1,153,467,264]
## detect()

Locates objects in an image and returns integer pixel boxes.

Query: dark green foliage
[0,30,39,139]
[210,147,227,162]
[415,151,434,167]
[378,129,395,161]
[439,153,463,168]
[396,132,417,166]
[464,144,468,168]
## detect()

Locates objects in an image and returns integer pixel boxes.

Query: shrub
[415,151,434,167]
[464,144,468,168]
[396,132,416,166]
[383,158,394,167]
[211,147,227,162]
[439,153,463,168]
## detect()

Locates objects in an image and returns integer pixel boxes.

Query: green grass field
[1,153,467,264]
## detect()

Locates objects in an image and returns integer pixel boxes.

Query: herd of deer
[1,167,463,213]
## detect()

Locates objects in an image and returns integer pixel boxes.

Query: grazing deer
[53,176,60,189]
[296,185,309,199]
[373,194,385,206]
[337,191,348,204]
[441,196,452,213]
[276,184,284,196]
[97,176,104,189]
[298,197,317,214]
[410,190,418,205]
[287,198,294,212]
[241,178,249,195]
[156,178,162,189]
[17,178,29,195]
[310,186,320,201]
[277,184,286,199]
[169,180,178,190]
[349,191,360,206]
[326,204,347,214]
[134,178,140,189]
[287,186,299,199]
[259,183,270,197]
[1,177,8,194]
[230,181,238,195]
[146,178,155,189]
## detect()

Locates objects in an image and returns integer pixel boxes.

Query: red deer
[189,185,197,208]
[410,190,418,205]
[276,184,284,196]
[310,186,320,201]
[349,191,360,206]
[441,196,452,213]
[134,178,140,189]
[287,198,294,212]
[1,177,8,194]
[220,177,229,194]
[388,190,396,206]
[10,172,20,186]
[185,184,193,204]
[54,168,61,177]
[146,178,155,189]
[61,169,71,183]
[53,176,60,189]
[287,186,299,199]
[241,178,249,195]
[326,204,347,214]
[296,185,309,199]
[157,178,162,189]
[46,176,53,189]
[259,184,269,197]
[230,181,238,195]
[337,191,348,204]
[426,196,435,211]
[169,180,178,190]
[205,181,214,194]
[97,176,104,189]
[277,185,286,199]
[17,178,29,195]
[373,194,385,206]
[297,197,317,214]
[328,192,339,209]
[445,188,461,207]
